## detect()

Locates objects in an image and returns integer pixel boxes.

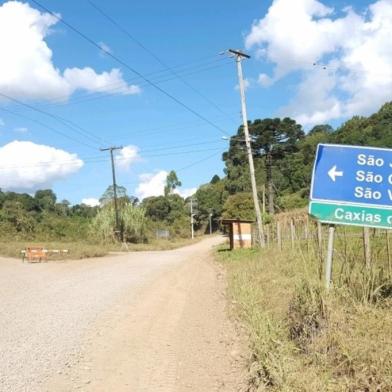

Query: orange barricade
[26,247,47,263]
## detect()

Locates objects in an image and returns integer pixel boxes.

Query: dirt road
[0,237,245,392]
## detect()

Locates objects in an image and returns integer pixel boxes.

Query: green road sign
[309,201,392,230]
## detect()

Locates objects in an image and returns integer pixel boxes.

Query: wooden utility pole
[190,197,195,239]
[100,146,123,240]
[229,49,265,247]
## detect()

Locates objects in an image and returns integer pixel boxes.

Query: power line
[138,139,223,153]
[110,151,223,187]
[0,81,234,153]
[176,151,222,173]
[111,121,214,141]
[0,106,98,150]
[40,56,229,108]
[95,145,223,160]
[44,59,232,109]
[0,91,108,147]
[30,0,230,137]
[106,111,240,143]
[54,150,224,193]
[88,0,237,123]
[0,146,224,171]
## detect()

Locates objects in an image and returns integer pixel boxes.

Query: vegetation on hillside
[191,102,392,229]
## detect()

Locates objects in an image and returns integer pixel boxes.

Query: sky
[0,0,390,205]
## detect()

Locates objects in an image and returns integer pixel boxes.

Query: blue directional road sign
[310,144,392,208]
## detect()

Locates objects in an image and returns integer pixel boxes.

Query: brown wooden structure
[221,219,254,250]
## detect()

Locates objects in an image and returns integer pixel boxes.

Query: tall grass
[217,225,392,391]
[90,203,147,243]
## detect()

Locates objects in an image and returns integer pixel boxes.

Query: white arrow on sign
[328,165,344,182]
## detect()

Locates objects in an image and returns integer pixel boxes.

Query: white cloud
[245,0,392,126]
[279,62,342,124]
[81,198,100,207]
[0,140,83,191]
[0,1,140,101]
[135,169,196,200]
[115,145,140,170]
[174,187,197,199]
[64,68,141,96]
[245,0,342,77]
[135,170,167,200]
[258,73,273,87]
[13,127,28,133]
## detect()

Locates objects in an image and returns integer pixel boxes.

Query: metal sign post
[325,225,335,289]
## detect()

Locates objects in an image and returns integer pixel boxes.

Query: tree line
[1,102,391,242]
[199,101,392,225]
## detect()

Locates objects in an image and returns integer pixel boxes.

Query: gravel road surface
[0,237,245,391]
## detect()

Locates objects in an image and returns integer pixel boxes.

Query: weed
[288,281,327,352]
[217,237,392,391]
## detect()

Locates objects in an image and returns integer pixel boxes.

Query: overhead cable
[30,0,230,137]
[88,0,237,123]
[0,92,108,147]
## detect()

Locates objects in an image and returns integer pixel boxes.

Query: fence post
[363,227,371,269]
[266,224,270,247]
[290,219,295,250]
[305,216,310,252]
[325,225,335,290]
[277,221,282,251]
[317,221,323,253]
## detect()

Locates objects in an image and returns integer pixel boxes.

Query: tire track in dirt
[51,237,246,392]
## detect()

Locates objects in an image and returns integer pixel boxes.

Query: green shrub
[90,203,146,243]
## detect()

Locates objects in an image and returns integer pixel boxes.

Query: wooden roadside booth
[221,219,254,250]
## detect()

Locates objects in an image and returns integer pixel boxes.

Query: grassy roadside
[0,237,203,260]
[216,243,392,391]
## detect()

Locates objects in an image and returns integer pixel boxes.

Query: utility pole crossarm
[228,49,251,59]
[99,146,123,152]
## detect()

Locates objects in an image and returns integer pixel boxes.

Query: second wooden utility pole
[229,49,265,247]
[100,146,123,240]
[190,197,195,239]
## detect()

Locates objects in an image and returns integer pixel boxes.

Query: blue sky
[0,0,389,205]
